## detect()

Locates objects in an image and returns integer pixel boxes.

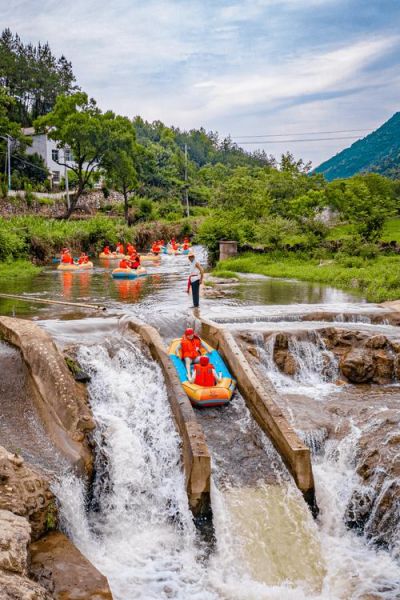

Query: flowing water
[1,248,400,598]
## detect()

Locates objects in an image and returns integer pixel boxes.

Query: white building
[23,127,73,186]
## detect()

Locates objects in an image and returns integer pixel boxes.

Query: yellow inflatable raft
[139,253,161,263]
[99,252,125,259]
[168,338,236,407]
[57,261,94,271]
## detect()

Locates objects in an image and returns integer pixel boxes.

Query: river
[1,248,399,599]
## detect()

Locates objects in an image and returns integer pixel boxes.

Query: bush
[38,197,55,206]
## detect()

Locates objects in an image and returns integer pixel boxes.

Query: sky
[2,0,400,167]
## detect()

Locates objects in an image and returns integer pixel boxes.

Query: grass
[216,252,400,303]
[327,218,400,243]
[0,259,42,279]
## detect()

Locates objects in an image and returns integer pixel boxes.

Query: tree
[105,150,138,223]
[0,28,78,125]
[35,92,137,217]
[327,174,396,241]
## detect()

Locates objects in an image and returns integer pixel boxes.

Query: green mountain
[315,112,400,180]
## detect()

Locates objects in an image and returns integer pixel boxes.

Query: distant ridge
[314,112,400,180]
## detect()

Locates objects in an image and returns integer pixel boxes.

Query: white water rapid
[52,330,400,599]
[254,332,339,398]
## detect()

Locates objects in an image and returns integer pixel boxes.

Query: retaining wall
[128,319,212,518]
[200,318,318,514]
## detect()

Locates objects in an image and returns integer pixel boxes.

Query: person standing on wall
[187,251,204,308]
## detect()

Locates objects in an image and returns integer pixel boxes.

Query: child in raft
[189,355,221,387]
[78,253,89,264]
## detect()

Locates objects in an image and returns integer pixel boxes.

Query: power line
[11,153,49,173]
[233,128,369,139]
[239,135,361,145]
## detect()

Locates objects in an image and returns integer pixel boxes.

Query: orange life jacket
[181,335,201,359]
[117,244,124,254]
[78,256,85,264]
[119,259,130,269]
[130,259,140,269]
[103,247,110,255]
[62,254,73,264]
[194,364,215,387]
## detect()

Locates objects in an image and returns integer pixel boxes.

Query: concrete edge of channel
[0,316,95,477]
[199,316,318,516]
[127,318,212,520]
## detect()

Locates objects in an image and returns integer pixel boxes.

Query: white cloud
[1,0,399,165]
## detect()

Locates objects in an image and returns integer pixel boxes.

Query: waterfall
[53,334,400,599]
[54,337,213,600]
[254,332,339,398]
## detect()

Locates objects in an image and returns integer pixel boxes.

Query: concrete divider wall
[128,320,212,519]
[0,316,95,476]
[200,318,318,514]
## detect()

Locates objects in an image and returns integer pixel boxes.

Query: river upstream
[1,248,399,600]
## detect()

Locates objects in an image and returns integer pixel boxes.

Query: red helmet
[185,328,194,336]
[200,356,209,366]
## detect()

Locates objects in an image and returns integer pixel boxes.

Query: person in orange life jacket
[61,249,74,264]
[176,328,208,378]
[151,242,161,254]
[119,258,130,269]
[190,356,222,386]
[127,243,135,255]
[103,246,111,255]
[116,242,125,254]
[187,252,204,308]
[129,255,141,269]
[78,252,88,264]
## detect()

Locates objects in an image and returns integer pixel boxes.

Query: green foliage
[219,252,400,303]
[327,174,396,241]
[0,28,77,126]
[35,93,138,217]
[0,259,41,278]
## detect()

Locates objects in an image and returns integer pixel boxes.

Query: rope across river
[0,293,107,311]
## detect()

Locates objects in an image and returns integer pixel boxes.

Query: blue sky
[2,0,400,166]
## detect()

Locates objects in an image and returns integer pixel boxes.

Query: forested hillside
[315,112,400,180]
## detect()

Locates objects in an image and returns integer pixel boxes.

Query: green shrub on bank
[0,215,201,263]
[0,259,42,278]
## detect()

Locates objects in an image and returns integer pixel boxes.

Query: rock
[372,350,394,384]
[274,349,298,375]
[0,510,30,575]
[0,571,51,599]
[30,532,113,600]
[273,332,289,350]
[0,511,51,600]
[339,348,375,383]
[366,335,387,349]
[246,345,258,358]
[389,339,400,354]
[0,446,56,541]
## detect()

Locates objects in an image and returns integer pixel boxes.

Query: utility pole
[184,143,189,217]
[64,147,70,212]
[7,135,11,192]
[1,134,12,193]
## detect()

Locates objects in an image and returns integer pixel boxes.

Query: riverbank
[0,214,199,265]
[215,253,400,303]
[0,259,42,279]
